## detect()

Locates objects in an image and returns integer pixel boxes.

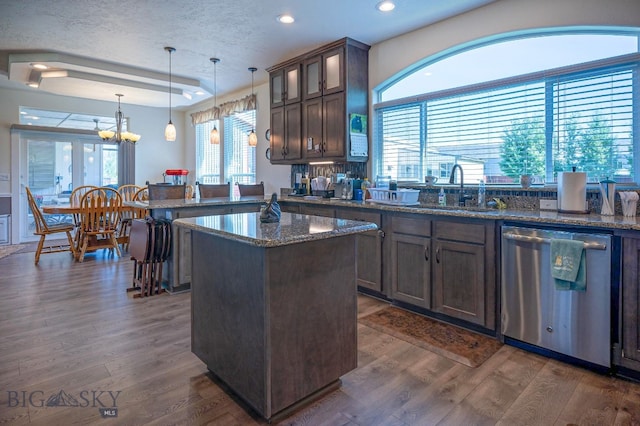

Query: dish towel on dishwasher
[550,238,586,291]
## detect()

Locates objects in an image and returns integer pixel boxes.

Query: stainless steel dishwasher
[501,225,612,367]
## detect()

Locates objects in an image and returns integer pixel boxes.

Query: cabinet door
[432,240,485,325]
[391,233,431,308]
[270,107,285,162]
[323,48,344,95]
[284,64,301,104]
[621,237,640,369]
[336,209,382,292]
[303,56,322,100]
[303,98,322,160]
[284,103,302,160]
[270,70,285,108]
[322,92,345,158]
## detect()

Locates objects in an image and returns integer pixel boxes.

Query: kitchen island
[173,212,377,420]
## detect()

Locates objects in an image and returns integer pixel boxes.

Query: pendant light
[209,57,220,144]
[164,46,176,142]
[248,67,258,147]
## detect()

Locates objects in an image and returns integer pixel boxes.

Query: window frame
[374,51,640,185]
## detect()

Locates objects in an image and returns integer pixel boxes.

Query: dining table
[42,203,138,257]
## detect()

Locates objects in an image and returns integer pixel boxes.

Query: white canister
[557,171,588,213]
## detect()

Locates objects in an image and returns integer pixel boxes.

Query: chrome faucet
[449,164,472,206]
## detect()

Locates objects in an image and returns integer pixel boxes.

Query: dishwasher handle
[503,232,607,250]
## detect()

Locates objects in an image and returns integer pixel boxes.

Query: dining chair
[25,187,76,265]
[237,181,265,196]
[133,186,149,202]
[77,187,123,262]
[185,184,195,200]
[69,185,99,249]
[198,183,230,198]
[148,184,186,200]
[117,184,143,251]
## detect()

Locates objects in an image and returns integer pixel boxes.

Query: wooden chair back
[25,187,75,264]
[76,187,123,262]
[133,186,148,202]
[80,187,122,234]
[70,185,98,206]
[148,184,186,200]
[198,183,230,198]
[185,184,195,200]
[237,181,265,196]
[118,184,142,202]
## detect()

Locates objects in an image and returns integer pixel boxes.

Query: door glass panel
[306,61,320,96]
[287,68,298,100]
[325,53,341,90]
[21,136,118,242]
[272,74,283,104]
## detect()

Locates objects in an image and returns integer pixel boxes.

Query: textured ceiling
[0,0,496,108]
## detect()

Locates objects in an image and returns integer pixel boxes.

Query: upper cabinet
[267,38,370,164]
[303,47,344,100]
[270,64,301,108]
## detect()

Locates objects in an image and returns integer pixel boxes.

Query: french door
[14,130,118,242]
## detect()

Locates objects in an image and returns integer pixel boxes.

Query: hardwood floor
[1,248,639,425]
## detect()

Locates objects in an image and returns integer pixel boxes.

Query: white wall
[370,0,640,92]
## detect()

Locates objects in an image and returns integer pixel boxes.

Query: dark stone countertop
[173,211,378,247]
[280,196,640,232]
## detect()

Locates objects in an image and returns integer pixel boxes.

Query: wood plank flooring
[1,247,639,425]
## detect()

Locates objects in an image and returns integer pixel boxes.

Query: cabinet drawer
[392,215,430,237]
[433,220,485,244]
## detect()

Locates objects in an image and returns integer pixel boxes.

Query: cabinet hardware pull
[435,247,440,263]
[503,232,607,250]
[424,246,429,262]
[378,230,385,239]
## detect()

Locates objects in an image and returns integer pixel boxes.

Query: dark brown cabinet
[335,207,383,293]
[303,47,344,100]
[388,214,496,329]
[270,64,301,108]
[390,215,432,308]
[270,103,302,162]
[619,236,640,371]
[268,38,369,164]
[432,219,495,328]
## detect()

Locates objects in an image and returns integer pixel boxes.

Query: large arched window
[374,31,640,185]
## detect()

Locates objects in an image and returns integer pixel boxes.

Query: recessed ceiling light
[31,63,48,70]
[20,111,27,115]
[26,82,39,88]
[195,90,205,96]
[376,1,395,12]
[182,92,192,100]
[277,14,295,24]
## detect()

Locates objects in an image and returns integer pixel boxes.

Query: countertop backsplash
[412,185,639,215]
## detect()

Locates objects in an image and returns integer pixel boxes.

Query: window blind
[375,63,636,185]
[195,120,221,183]
[224,110,256,187]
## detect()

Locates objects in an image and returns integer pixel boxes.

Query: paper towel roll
[558,172,588,213]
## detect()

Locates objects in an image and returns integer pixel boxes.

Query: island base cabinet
[190,230,358,420]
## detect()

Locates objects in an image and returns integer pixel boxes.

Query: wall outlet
[540,199,557,210]
[0,173,9,181]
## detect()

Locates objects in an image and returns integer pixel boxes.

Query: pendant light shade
[165,46,176,142]
[248,67,258,147]
[209,57,220,145]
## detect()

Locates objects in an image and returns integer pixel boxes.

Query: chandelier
[98,94,141,143]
